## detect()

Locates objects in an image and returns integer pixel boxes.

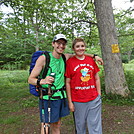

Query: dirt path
[60,104,134,134]
[1,104,134,134]
[101,104,134,134]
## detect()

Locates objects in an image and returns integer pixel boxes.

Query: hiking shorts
[39,98,70,123]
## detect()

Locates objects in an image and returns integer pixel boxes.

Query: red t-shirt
[65,56,100,102]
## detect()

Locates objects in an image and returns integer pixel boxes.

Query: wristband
[37,78,42,87]
[93,54,98,58]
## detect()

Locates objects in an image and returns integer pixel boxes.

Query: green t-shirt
[41,53,66,100]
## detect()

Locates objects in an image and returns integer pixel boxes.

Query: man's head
[72,37,86,56]
[52,34,67,55]
[72,37,86,49]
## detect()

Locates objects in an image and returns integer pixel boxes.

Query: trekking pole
[48,72,55,96]
[47,72,56,134]
[39,88,46,134]
[47,96,51,134]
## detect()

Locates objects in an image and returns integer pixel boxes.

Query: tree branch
[118,33,134,37]
[71,20,97,25]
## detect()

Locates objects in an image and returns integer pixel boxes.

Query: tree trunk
[94,0,129,96]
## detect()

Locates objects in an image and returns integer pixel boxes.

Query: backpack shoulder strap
[41,51,50,78]
[61,54,66,69]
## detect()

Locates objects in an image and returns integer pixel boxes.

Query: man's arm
[64,53,103,65]
[95,73,101,96]
[85,54,103,65]
[64,53,73,61]
[28,55,54,86]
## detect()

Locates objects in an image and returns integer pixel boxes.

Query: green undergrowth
[0,70,38,133]
[99,63,134,106]
[0,67,133,133]
[101,93,134,106]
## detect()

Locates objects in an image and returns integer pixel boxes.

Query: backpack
[29,51,66,97]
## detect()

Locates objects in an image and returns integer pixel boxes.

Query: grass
[0,70,38,134]
[0,67,134,133]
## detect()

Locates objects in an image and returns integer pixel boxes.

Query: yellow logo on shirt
[80,68,91,85]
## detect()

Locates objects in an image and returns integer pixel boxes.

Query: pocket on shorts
[98,94,102,99]
[96,95,102,104]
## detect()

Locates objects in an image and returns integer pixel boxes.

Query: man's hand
[40,76,55,85]
[95,56,103,65]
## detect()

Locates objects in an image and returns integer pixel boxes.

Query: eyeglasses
[56,41,66,46]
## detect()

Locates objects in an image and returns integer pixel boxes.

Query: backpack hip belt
[38,86,66,99]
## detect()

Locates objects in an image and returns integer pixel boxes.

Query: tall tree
[115,10,134,62]
[94,0,130,96]
[1,0,133,71]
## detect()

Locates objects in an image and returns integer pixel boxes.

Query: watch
[37,78,42,87]
[93,54,98,58]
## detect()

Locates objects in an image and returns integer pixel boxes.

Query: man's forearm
[84,53,94,57]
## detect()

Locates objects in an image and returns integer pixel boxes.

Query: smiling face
[73,41,86,56]
[52,39,67,55]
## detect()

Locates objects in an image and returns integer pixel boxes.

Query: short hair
[72,37,86,49]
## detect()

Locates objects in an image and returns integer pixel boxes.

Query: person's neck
[52,51,61,59]
[75,55,85,60]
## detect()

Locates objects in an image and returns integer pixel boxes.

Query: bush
[128,59,134,64]
[99,63,134,103]
[122,55,129,63]
[124,70,134,93]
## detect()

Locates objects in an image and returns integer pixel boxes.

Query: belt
[38,86,66,98]
[39,86,67,106]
